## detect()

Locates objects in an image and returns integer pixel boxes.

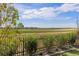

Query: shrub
[0,37,18,56]
[68,33,76,45]
[24,37,37,56]
[43,35,55,53]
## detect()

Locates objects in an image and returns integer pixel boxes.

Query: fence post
[23,36,25,56]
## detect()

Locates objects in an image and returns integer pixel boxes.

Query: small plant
[8,39,19,56]
[0,37,17,56]
[69,33,76,45]
[43,35,54,54]
[24,37,37,56]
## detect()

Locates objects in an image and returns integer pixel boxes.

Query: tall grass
[0,35,19,56]
[24,36,37,56]
[0,27,20,56]
[42,33,76,52]
[0,29,76,56]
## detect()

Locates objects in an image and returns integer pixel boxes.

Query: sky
[13,3,79,28]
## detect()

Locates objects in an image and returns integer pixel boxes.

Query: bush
[68,33,76,45]
[24,37,37,56]
[0,37,18,56]
[43,35,55,53]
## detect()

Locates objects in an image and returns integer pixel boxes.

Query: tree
[0,3,19,55]
[0,3,19,27]
[18,22,24,28]
[0,3,19,35]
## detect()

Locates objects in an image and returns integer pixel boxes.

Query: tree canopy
[18,22,24,28]
[0,3,19,27]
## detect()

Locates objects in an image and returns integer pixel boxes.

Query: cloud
[56,4,79,12]
[65,17,72,20]
[22,7,57,19]
[22,4,79,19]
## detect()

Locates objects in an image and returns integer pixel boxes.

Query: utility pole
[74,16,79,48]
[76,17,79,30]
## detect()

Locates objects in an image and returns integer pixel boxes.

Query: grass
[5,28,76,33]
[63,50,79,56]
[0,28,77,56]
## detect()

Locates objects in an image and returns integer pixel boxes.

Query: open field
[0,28,78,56]
[15,28,76,33]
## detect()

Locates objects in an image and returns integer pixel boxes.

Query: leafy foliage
[24,37,37,56]
[0,35,19,56]
[0,3,19,56]
[17,22,24,28]
[0,3,19,27]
